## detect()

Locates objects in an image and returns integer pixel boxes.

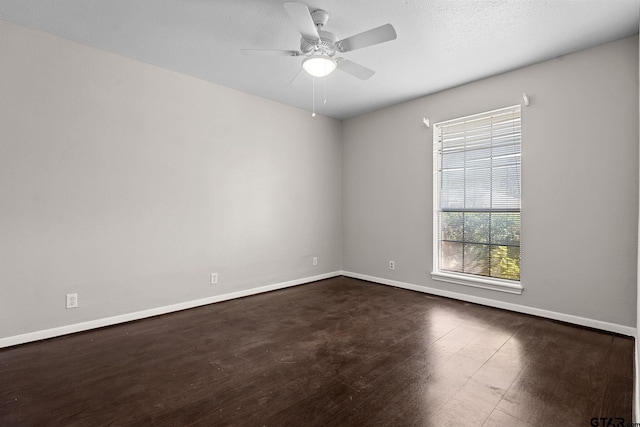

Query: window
[432,105,522,294]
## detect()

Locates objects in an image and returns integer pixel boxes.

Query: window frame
[431,105,523,295]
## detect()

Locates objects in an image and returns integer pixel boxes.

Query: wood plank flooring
[0,276,634,426]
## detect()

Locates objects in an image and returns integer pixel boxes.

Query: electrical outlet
[389,260,395,270]
[313,256,318,266]
[210,273,218,285]
[66,293,78,309]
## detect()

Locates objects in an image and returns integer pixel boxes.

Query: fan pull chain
[312,77,316,117]
[311,77,328,117]
[323,76,327,105]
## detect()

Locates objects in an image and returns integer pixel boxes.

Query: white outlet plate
[313,257,318,266]
[389,260,395,270]
[66,293,78,309]
[211,273,218,285]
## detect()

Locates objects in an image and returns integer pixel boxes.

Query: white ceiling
[0,0,638,120]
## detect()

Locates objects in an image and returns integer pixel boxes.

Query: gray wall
[1,19,638,341]
[636,31,640,420]
[343,36,639,328]
[0,21,343,338]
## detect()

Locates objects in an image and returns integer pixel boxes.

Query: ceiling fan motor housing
[300,30,338,55]
[299,9,337,56]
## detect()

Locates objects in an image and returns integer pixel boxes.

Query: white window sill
[431,271,523,295]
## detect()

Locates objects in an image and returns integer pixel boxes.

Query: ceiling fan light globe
[302,55,337,77]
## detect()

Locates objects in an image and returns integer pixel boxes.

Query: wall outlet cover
[66,293,78,309]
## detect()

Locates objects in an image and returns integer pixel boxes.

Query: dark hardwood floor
[0,277,634,426]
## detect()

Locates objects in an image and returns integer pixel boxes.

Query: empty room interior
[1,1,640,426]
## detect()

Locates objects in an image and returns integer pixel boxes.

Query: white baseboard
[342,271,636,337]
[0,271,342,349]
[3,270,634,349]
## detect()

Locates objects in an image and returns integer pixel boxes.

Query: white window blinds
[434,105,521,284]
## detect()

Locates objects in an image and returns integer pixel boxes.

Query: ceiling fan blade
[337,23,397,52]
[336,59,375,80]
[283,2,320,41]
[240,49,300,56]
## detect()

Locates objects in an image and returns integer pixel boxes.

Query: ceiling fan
[241,2,397,81]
